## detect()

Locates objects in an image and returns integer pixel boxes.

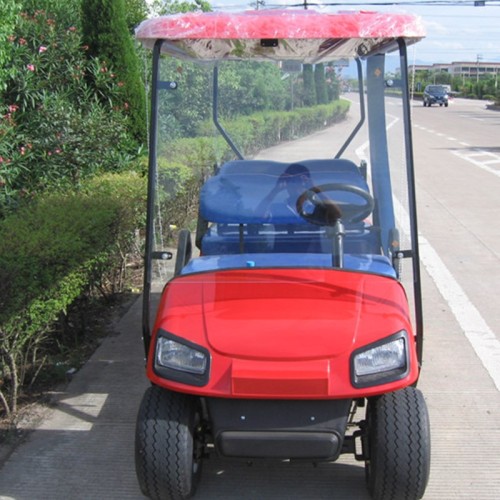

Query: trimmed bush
[197,99,350,158]
[0,171,146,417]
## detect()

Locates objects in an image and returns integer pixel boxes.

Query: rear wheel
[135,386,203,500]
[365,387,430,500]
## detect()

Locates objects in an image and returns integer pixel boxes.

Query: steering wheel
[296,183,374,225]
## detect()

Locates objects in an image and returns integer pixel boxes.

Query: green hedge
[0,171,146,416]
[197,99,350,158]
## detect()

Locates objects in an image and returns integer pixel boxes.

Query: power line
[211,1,500,9]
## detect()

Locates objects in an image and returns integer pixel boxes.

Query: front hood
[158,268,411,361]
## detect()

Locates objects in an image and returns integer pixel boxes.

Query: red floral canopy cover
[135,9,425,63]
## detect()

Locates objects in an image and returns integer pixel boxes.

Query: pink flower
[20,146,26,155]
[19,38,27,45]
[8,104,19,113]
[68,26,77,32]
[27,64,35,71]
[39,46,48,53]
[54,148,61,154]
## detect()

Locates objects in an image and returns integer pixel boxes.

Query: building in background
[411,61,500,81]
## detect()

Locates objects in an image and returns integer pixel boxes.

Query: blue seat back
[200,159,370,224]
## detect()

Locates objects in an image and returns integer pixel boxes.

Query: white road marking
[416,126,500,177]
[418,235,500,391]
[357,122,500,392]
[451,150,500,178]
[394,195,500,392]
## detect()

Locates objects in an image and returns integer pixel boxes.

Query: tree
[159,0,211,14]
[314,63,328,105]
[302,64,316,106]
[81,0,147,143]
[325,64,340,101]
[124,0,149,32]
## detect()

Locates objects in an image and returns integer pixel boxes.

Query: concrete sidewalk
[0,295,148,499]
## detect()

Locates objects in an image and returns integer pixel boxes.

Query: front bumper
[429,96,447,104]
[206,397,352,460]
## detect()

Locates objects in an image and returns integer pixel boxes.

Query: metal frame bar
[398,38,424,367]
[142,39,163,357]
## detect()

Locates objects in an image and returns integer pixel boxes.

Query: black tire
[174,229,192,276]
[365,387,431,500]
[135,386,203,500]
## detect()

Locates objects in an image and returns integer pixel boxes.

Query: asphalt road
[0,97,499,499]
[401,97,500,498]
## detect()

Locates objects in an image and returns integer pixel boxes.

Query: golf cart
[135,9,430,500]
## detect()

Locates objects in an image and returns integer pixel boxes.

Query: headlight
[154,330,210,386]
[157,337,207,374]
[351,331,409,388]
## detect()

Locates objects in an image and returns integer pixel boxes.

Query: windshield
[427,85,447,94]
[148,51,416,285]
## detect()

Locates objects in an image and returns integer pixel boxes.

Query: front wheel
[135,386,203,500]
[365,387,431,500]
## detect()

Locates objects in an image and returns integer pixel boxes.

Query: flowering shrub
[0,2,140,216]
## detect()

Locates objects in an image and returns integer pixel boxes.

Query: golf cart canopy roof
[135,9,425,63]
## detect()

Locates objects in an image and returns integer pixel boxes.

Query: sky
[206,1,500,64]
